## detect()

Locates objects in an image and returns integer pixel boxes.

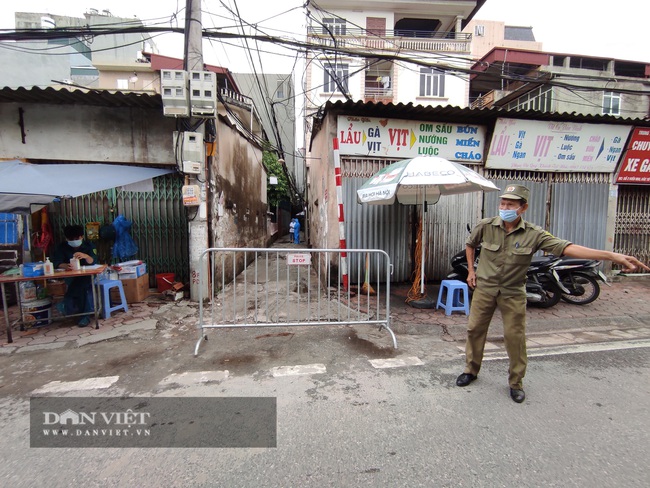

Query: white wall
[396,64,469,107]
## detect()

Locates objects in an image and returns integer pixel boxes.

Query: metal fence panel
[196,247,396,356]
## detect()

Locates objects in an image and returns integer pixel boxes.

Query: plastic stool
[98,279,128,319]
[436,280,470,316]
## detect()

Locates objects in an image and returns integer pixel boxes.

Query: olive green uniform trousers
[463,286,527,389]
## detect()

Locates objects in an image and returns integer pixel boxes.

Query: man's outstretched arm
[562,244,650,273]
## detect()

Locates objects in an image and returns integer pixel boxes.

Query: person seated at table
[52,225,97,327]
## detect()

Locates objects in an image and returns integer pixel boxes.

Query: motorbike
[551,257,609,305]
[447,248,567,308]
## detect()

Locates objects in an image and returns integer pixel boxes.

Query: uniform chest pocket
[511,246,533,264]
[482,242,500,252]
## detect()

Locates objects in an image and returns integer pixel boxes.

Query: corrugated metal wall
[483,171,549,229]
[342,158,487,282]
[344,161,616,281]
[483,170,610,251]
[422,191,483,280]
[343,175,411,282]
[550,174,610,250]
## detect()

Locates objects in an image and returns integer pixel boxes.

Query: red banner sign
[616,128,650,184]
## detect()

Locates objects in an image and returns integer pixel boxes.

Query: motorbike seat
[531,255,557,265]
[557,257,598,266]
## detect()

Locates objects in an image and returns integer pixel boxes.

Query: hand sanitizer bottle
[44,257,54,276]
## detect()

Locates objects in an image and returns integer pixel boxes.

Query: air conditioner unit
[161,69,189,117]
[189,70,217,117]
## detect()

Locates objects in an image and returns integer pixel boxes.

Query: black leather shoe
[456,373,477,387]
[510,388,525,403]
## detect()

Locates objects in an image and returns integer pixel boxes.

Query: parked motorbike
[447,248,567,308]
[551,257,608,305]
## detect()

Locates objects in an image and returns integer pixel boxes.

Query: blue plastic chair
[436,280,470,316]
[98,279,128,319]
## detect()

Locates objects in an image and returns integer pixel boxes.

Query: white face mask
[67,239,83,248]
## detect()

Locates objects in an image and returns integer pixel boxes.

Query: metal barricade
[195,248,396,356]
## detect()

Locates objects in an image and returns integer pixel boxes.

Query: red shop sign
[616,128,650,184]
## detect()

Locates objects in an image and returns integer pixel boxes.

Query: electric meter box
[161,69,189,117]
[189,70,217,117]
[182,161,201,174]
[173,131,204,174]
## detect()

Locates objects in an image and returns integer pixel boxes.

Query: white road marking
[32,376,120,394]
[270,364,326,377]
[159,370,230,386]
[369,356,424,369]
[480,339,650,361]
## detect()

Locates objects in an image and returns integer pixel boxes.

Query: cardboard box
[112,273,149,303]
[117,262,147,278]
[46,280,67,297]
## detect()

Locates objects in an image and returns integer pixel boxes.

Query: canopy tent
[0,160,175,213]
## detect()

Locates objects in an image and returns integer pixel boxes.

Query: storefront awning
[0,160,175,213]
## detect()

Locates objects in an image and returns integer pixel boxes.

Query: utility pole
[184,0,209,301]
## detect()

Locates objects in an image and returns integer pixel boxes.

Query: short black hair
[63,225,85,240]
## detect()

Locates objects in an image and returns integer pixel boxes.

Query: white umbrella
[357,156,499,296]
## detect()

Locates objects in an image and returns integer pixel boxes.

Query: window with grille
[603,91,621,115]
[323,62,349,93]
[322,18,346,35]
[419,68,445,97]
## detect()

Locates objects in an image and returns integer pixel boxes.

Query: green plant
[263,150,291,208]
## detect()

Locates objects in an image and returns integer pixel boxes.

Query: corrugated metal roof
[321,100,649,126]
[0,86,162,109]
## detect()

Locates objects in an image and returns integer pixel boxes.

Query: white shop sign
[337,115,487,162]
[486,118,632,172]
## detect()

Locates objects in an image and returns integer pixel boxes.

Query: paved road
[0,343,647,487]
[1,249,649,486]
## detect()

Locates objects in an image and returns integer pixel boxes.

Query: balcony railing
[308,28,471,54]
[470,91,495,109]
[220,88,253,110]
[364,86,394,102]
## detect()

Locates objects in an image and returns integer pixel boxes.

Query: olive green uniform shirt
[466,216,571,297]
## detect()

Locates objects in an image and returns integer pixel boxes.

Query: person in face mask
[456,183,649,403]
[52,225,97,327]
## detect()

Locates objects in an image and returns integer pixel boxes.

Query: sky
[0,0,648,75]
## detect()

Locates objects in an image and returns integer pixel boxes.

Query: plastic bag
[112,215,138,261]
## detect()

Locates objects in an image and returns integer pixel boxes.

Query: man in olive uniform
[456,183,649,403]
